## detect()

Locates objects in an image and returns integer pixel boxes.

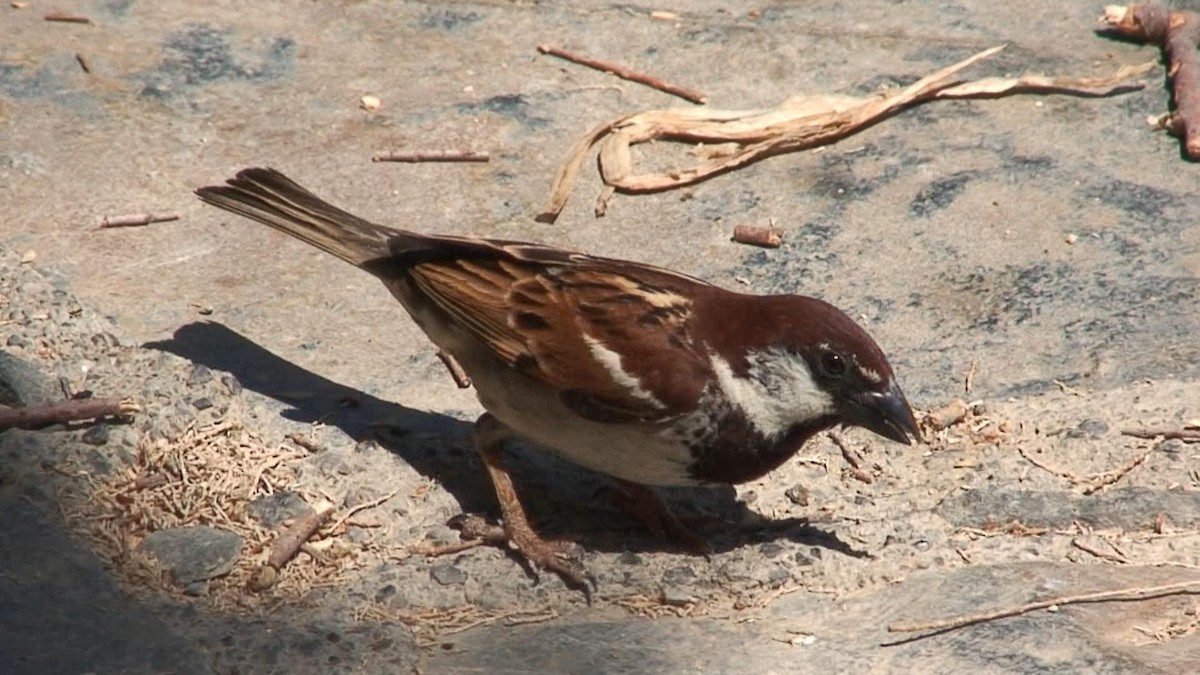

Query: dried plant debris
[356,602,559,648]
[919,399,1012,448]
[539,45,1154,221]
[57,415,385,612]
[1103,2,1200,158]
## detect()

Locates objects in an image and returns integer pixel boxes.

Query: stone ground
[3,0,1200,673]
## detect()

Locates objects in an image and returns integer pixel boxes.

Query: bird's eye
[818,351,848,379]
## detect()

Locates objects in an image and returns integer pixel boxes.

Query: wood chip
[731,224,783,248]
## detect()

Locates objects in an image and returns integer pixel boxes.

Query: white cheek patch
[710,349,835,440]
[583,334,665,408]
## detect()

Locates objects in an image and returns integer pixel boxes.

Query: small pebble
[138,526,244,584]
[1072,418,1109,438]
[767,566,791,585]
[1159,438,1185,455]
[1065,233,1078,245]
[661,586,694,607]
[617,551,643,566]
[662,564,696,585]
[430,563,467,586]
[91,332,120,348]
[219,373,242,395]
[360,94,381,111]
[247,491,313,528]
[187,364,213,386]
[81,423,109,446]
[759,542,785,558]
[784,485,810,507]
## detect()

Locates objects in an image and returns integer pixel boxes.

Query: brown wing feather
[401,244,713,422]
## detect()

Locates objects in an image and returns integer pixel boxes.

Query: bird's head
[705,294,920,446]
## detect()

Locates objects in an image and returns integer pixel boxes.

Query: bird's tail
[196,167,398,267]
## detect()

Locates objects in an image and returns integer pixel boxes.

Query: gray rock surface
[139,526,245,584]
[2,1,1199,673]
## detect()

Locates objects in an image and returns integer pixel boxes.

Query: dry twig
[537,44,708,104]
[887,579,1200,636]
[1155,511,1169,534]
[1081,445,1155,495]
[328,489,399,534]
[413,513,506,557]
[1121,427,1200,442]
[504,608,560,626]
[731,224,783,248]
[1103,2,1200,158]
[410,538,490,557]
[372,151,489,163]
[75,53,91,74]
[964,360,978,394]
[1016,445,1082,482]
[267,499,335,570]
[538,45,1152,221]
[435,349,472,389]
[126,473,168,492]
[1071,537,1130,564]
[435,608,557,638]
[98,213,180,229]
[828,431,873,484]
[0,397,139,431]
[44,11,90,24]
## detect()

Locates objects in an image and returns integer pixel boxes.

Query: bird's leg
[473,413,593,594]
[609,479,712,555]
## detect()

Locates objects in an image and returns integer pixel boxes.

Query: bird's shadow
[145,322,866,559]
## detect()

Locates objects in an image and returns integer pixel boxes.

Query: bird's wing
[393,236,714,423]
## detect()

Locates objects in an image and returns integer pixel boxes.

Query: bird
[196,167,920,593]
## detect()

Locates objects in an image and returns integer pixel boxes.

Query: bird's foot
[417,513,593,598]
[502,521,593,596]
[473,413,595,600]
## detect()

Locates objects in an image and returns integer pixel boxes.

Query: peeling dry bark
[539,45,1154,222]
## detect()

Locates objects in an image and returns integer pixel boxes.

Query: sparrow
[196,168,920,593]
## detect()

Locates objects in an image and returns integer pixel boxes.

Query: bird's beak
[845,381,921,445]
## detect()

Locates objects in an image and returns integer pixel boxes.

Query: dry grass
[57,411,387,613]
[355,602,558,647]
